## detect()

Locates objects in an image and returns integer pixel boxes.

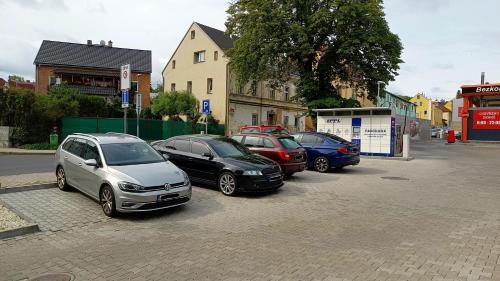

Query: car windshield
[101,142,165,166]
[208,138,251,157]
[278,137,302,149]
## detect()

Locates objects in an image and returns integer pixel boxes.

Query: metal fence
[62,117,225,141]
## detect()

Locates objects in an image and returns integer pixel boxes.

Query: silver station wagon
[54,133,192,217]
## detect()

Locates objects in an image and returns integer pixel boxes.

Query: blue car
[291,132,360,172]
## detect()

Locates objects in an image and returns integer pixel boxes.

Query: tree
[456,90,462,99]
[398,95,412,102]
[8,75,25,82]
[225,0,403,108]
[151,91,201,126]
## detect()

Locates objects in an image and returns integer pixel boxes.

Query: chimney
[108,40,113,47]
[87,40,92,46]
[481,72,485,84]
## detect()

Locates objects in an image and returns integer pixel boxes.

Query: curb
[0,197,41,240]
[361,156,414,161]
[0,182,57,194]
[0,150,56,155]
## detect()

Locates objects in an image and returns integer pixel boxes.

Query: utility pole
[136,74,141,137]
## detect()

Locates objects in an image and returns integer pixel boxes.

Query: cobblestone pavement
[1,141,500,281]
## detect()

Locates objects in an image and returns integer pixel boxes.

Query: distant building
[410,93,432,120]
[431,102,445,127]
[0,78,6,93]
[377,91,416,118]
[8,78,35,91]
[162,22,308,134]
[34,40,152,106]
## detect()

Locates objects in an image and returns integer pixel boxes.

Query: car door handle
[78,163,82,166]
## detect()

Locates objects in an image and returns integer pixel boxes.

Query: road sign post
[121,64,131,133]
[136,94,142,137]
[202,99,210,134]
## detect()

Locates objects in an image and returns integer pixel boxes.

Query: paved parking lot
[1,141,500,281]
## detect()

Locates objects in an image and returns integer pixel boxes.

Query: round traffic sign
[122,71,128,79]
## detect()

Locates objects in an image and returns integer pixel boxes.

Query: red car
[231,133,307,177]
[239,125,290,135]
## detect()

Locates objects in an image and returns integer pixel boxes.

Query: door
[79,140,103,198]
[171,139,192,172]
[189,141,219,184]
[64,138,87,189]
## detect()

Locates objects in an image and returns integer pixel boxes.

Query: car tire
[218,172,238,196]
[100,185,117,217]
[56,166,70,191]
[314,156,330,173]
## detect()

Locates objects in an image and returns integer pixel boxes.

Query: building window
[131,81,138,93]
[269,88,276,99]
[171,83,176,92]
[214,51,218,61]
[207,78,213,94]
[417,95,420,99]
[419,102,422,106]
[172,60,176,69]
[191,30,195,39]
[424,110,427,115]
[294,116,300,128]
[252,114,258,126]
[284,115,289,128]
[194,51,205,63]
[187,81,192,93]
[284,86,290,101]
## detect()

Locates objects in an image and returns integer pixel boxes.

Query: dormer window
[191,30,195,39]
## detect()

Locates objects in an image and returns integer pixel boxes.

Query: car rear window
[241,128,260,133]
[324,133,350,144]
[278,137,302,149]
[243,136,264,147]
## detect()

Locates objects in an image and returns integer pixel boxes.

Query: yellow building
[431,102,444,127]
[162,22,308,135]
[337,84,375,107]
[410,93,432,120]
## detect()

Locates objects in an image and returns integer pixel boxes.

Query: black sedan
[151,135,283,196]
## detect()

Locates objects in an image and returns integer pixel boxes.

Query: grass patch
[18,143,58,150]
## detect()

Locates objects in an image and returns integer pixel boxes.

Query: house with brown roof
[34,40,152,106]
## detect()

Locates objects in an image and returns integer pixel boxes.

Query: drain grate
[29,273,74,281]
[381,176,409,181]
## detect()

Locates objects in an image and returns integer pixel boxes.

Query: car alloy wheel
[219,172,237,196]
[56,167,69,191]
[100,186,116,217]
[314,156,330,173]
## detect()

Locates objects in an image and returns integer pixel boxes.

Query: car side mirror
[84,159,98,167]
[203,152,214,160]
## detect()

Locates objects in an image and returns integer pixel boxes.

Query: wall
[0,126,13,148]
[450,98,463,131]
[162,23,228,125]
[431,104,443,127]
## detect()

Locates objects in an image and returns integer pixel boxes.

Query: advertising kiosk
[315,108,398,157]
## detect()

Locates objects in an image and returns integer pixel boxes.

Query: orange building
[34,40,152,106]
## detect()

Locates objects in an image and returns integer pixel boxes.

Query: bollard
[403,134,410,159]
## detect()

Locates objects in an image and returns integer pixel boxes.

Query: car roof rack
[105,132,140,139]
[72,133,99,141]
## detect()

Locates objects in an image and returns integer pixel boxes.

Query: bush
[18,143,58,150]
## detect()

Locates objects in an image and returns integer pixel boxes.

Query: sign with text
[121,90,129,108]
[473,109,500,129]
[120,64,131,90]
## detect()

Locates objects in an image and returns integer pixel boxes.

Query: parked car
[152,135,283,196]
[431,128,438,138]
[231,133,307,178]
[239,125,290,135]
[291,132,360,172]
[55,133,192,217]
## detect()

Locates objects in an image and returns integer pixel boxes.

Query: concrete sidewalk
[0,172,55,192]
[0,148,56,155]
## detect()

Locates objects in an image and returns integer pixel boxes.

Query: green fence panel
[63,117,225,141]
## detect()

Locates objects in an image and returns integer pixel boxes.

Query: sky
[1,0,499,100]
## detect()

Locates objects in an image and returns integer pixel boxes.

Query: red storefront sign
[473,109,500,129]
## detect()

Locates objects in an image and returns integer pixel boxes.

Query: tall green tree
[225,0,403,108]
[151,90,200,122]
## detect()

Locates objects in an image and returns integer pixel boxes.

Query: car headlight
[118,181,145,192]
[242,170,263,176]
[182,170,190,186]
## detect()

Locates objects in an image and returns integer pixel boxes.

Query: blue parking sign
[121,90,129,108]
[202,99,210,114]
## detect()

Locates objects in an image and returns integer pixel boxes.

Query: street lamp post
[377,81,385,106]
[136,74,141,137]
